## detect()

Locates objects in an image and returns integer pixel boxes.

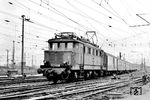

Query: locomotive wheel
[85,72,90,80]
[52,78,58,84]
[100,71,104,77]
[46,76,51,81]
[52,71,58,84]
[72,72,78,81]
[91,71,97,78]
[37,68,42,74]
[61,71,69,81]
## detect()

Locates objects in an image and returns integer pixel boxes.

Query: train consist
[37,32,140,83]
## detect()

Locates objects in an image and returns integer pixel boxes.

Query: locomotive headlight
[37,68,43,74]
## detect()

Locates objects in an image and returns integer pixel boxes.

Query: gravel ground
[120,82,150,100]
[82,71,147,100]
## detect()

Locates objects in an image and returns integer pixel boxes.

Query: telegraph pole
[6,49,9,70]
[141,54,143,70]
[21,15,33,77]
[21,15,25,77]
[143,58,146,72]
[12,40,15,69]
[32,55,33,67]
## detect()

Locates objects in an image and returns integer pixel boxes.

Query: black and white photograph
[0,0,150,100]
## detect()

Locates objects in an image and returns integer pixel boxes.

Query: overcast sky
[0,0,150,67]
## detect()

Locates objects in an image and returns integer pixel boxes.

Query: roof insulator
[108,25,112,27]
[109,16,112,19]
[8,2,13,5]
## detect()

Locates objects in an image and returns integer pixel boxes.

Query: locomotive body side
[81,44,103,69]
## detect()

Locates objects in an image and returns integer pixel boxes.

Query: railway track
[30,78,142,100]
[0,77,107,91]
[0,77,112,99]
[0,81,52,94]
[0,76,47,86]
[0,76,142,100]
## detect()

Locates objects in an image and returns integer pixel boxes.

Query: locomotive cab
[39,50,74,83]
[38,32,79,83]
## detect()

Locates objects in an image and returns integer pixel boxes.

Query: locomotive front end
[38,50,73,83]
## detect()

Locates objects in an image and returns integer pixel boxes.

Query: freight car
[37,32,139,83]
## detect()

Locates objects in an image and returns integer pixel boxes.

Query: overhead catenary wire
[15,0,136,44]
[90,0,123,20]
[0,1,131,43]
[74,0,126,24]
[0,9,61,32]
[64,0,125,45]
[28,0,92,31]
[42,0,129,49]
[65,0,99,44]
[0,10,62,43]
[91,0,131,28]
[64,0,112,46]
[93,0,147,45]
[90,0,140,37]
[0,10,20,19]
[65,0,136,40]
[108,0,149,36]
[5,2,150,44]
[0,28,48,53]
[104,1,129,25]
[66,0,114,47]
[49,0,112,29]
[0,20,51,41]
[51,0,121,34]
[0,27,48,51]
[14,0,85,32]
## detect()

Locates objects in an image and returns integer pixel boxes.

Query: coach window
[93,49,95,55]
[73,42,76,48]
[53,43,57,50]
[65,43,68,48]
[96,50,98,56]
[60,43,65,49]
[88,47,91,54]
[83,46,85,53]
[85,46,87,53]
[68,43,73,48]
[49,43,53,49]
[99,51,102,56]
[57,43,60,48]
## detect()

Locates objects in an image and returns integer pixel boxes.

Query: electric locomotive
[37,32,139,83]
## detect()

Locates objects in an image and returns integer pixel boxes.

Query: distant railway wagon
[37,32,140,83]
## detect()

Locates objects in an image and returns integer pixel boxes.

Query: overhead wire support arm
[136,14,150,24]
[130,14,150,27]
